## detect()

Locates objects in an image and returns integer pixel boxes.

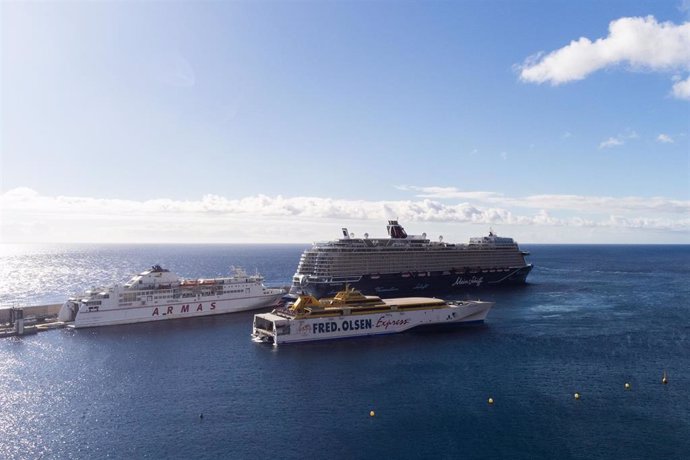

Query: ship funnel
[387,220,408,239]
[342,228,350,239]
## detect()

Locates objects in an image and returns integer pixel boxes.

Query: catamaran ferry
[252,288,493,345]
[57,265,285,328]
[289,220,532,298]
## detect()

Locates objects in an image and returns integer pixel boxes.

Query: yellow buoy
[488,397,494,405]
[624,383,631,390]
[574,392,580,400]
[369,410,375,417]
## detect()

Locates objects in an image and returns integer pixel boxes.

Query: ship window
[254,317,274,332]
[276,324,291,335]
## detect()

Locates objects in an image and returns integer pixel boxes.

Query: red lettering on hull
[153,303,217,317]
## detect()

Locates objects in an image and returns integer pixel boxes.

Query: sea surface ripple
[1,244,688,459]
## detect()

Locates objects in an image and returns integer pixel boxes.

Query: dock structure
[0,303,66,338]
[0,303,62,323]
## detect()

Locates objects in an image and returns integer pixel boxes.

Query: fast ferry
[57,265,285,328]
[252,288,493,345]
[289,220,532,298]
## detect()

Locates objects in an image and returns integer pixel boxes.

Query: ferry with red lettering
[58,265,284,328]
[252,288,493,345]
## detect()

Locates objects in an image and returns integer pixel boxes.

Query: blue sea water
[0,244,689,459]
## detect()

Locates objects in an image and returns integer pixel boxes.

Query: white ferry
[58,265,285,328]
[252,288,493,345]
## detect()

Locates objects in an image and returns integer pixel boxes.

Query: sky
[1,0,689,244]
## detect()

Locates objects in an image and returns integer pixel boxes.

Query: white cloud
[0,189,498,224]
[399,185,690,215]
[672,75,690,99]
[519,16,690,99]
[598,129,638,149]
[657,133,675,143]
[396,186,504,202]
[2,188,688,243]
[681,0,690,16]
[599,137,624,149]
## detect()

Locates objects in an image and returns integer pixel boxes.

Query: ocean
[1,244,688,459]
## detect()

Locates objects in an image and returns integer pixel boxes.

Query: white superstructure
[252,288,493,345]
[58,265,284,328]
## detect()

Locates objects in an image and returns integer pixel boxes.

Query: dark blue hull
[292,265,532,299]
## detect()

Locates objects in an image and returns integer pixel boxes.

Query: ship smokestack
[387,220,408,239]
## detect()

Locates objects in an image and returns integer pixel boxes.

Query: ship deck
[266,296,449,320]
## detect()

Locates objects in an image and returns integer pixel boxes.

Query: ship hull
[72,293,283,328]
[252,300,492,345]
[293,265,532,299]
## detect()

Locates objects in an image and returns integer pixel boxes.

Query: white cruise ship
[252,288,493,345]
[58,265,285,328]
[289,220,532,298]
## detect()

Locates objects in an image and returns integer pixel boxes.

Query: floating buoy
[369,410,375,417]
[488,397,494,405]
[662,371,668,385]
[574,392,580,400]
[625,383,631,390]
[199,413,204,419]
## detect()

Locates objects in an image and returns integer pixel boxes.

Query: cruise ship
[289,221,532,298]
[57,265,285,328]
[252,287,493,345]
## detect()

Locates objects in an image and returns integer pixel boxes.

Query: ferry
[289,220,532,299]
[57,265,285,328]
[252,288,493,345]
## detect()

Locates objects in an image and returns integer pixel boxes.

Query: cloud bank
[519,16,690,99]
[2,188,688,244]
[397,185,690,215]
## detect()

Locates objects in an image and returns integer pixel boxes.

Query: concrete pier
[0,303,65,337]
[0,303,62,323]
